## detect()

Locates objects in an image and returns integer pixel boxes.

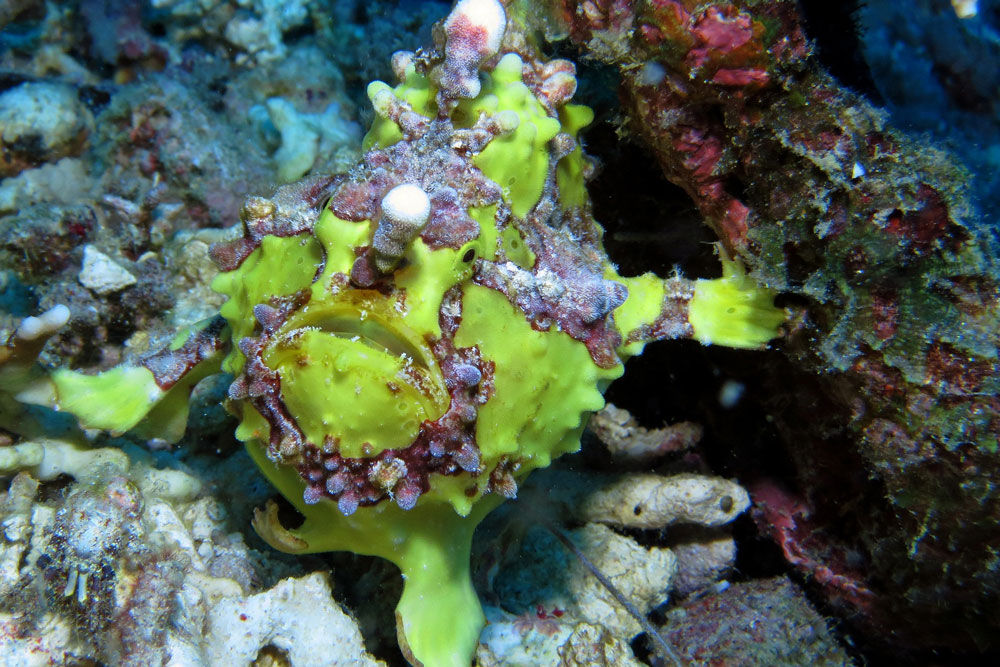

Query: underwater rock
[0,158,94,214]
[78,245,137,296]
[539,0,1000,649]
[661,576,853,665]
[493,522,677,638]
[0,82,93,178]
[671,536,738,598]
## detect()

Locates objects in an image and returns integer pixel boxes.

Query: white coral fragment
[79,245,137,295]
[203,572,383,667]
[951,0,978,18]
[15,305,70,341]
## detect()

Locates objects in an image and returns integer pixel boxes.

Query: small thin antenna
[545,522,684,667]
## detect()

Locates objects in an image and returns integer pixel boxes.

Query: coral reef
[2,1,785,665]
[0,438,382,666]
[5,0,994,663]
[537,0,1000,650]
[475,456,750,662]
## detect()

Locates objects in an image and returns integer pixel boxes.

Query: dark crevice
[797,0,882,101]
[586,127,718,279]
[35,473,76,503]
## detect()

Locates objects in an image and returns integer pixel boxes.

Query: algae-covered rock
[662,577,853,666]
[0,82,93,178]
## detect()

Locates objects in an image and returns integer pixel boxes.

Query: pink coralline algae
[750,480,875,613]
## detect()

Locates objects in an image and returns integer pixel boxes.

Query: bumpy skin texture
[543,0,1000,651]
[210,47,687,666]
[4,2,783,665]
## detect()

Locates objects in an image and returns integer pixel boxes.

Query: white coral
[0,439,381,666]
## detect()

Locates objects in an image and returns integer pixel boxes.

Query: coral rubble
[0,438,381,666]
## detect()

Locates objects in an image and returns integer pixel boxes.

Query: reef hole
[584,123,718,280]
